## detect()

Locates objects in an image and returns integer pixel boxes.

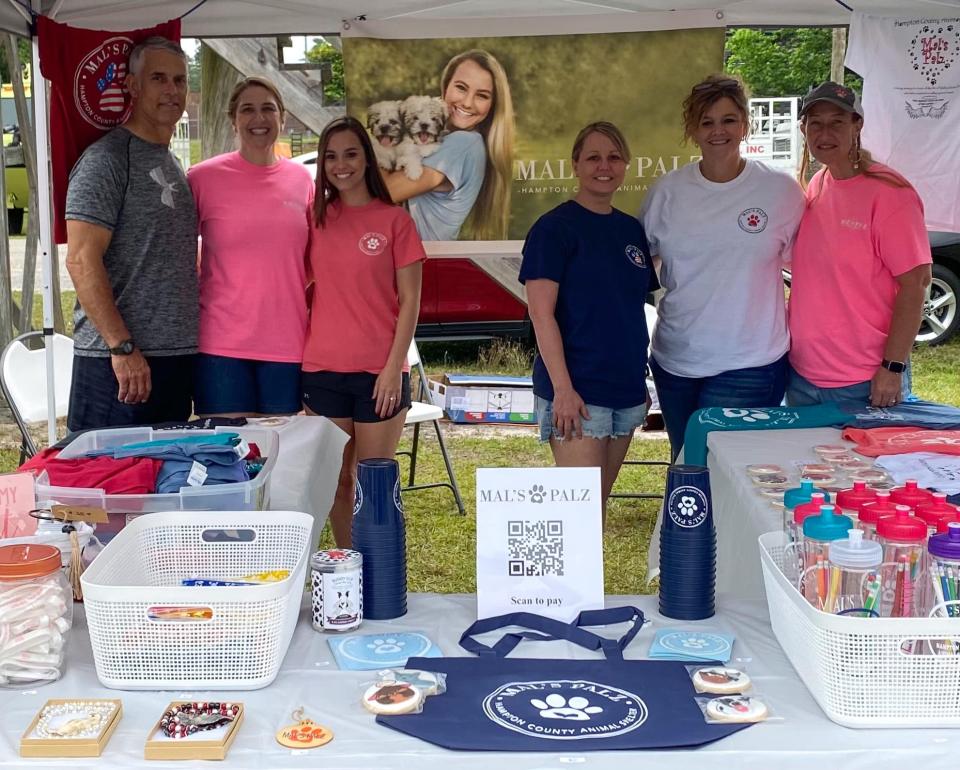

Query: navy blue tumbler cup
[351,458,407,619]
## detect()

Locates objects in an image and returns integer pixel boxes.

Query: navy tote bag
[377,607,750,751]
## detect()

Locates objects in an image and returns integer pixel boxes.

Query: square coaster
[648,629,734,663]
[328,631,442,670]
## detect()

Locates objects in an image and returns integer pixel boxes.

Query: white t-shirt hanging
[846,12,960,231]
[640,159,804,379]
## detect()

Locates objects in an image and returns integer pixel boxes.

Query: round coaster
[275,718,334,748]
[692,667,751,694]
[705,695,768,723]
[362,683,423,715]
[746,464,784,477]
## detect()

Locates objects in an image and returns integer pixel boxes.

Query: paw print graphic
[529,484,546,504]
[678,496,699,517]
[530,694,603,721]
[365,235,382,252]
[367,637,404,654]
[747,214,760,228]
[722,408,771,423]
[680,637,710,650]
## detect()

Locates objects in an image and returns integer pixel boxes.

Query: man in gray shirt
[65,37,198,431]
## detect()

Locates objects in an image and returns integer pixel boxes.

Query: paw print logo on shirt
[367,637,404,654]
[528,484,546,503]
[530,694,603,721]
[358,231,389,256]
[722,408,772,423]
[737,207,768,233]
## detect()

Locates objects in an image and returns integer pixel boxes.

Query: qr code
[507,520,564,577]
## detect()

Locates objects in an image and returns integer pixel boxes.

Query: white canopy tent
[2,0,957,443]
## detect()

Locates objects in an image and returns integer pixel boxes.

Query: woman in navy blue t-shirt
[519,121,659,522]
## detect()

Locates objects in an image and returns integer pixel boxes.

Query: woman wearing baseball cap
[787,81,931,408]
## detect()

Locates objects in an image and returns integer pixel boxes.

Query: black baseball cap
[800,81,864,118]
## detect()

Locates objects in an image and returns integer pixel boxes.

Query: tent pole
[31,3,58,447]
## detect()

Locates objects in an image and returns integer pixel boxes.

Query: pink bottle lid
[915,493,960,528]
[890,479,934,507]
[836,481,877,512]
[876,504,926,543]
[858,491,897,524]
[794,492,829,526]
[937,513,960,535]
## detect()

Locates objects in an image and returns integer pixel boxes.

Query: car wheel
[917,263,960,345]
[7,207,23,235]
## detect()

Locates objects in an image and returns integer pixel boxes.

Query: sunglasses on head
[692,78,740,93]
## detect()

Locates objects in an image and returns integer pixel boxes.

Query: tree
[0,37,31,85]
[188,47,202,92]
[725,28,862,98]
[305,38,344,105]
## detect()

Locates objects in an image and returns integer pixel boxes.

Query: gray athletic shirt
[65,127,199,357]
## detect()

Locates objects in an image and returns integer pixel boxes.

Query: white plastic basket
[759,530,960,727]
[80,511,311,690]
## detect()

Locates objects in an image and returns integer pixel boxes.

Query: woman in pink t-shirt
[188,76,314,417]
[302,117,426,547]
[787,82,932,409]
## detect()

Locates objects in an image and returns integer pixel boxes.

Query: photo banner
[343,28,724,243]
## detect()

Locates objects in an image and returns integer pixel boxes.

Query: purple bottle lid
[928,522,960,560]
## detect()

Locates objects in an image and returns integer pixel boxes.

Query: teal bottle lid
[784,479,831,511]
[802,503,853,541]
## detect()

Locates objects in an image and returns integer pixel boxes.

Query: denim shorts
[194,353,301,415]
[535,395,648,442]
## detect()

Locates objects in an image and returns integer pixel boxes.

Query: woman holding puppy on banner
[302,116,426,547]
[521,122,659,522]
[383,49,515,240]
[640,74,805,460]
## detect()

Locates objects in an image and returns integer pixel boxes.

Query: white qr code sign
[476,467,603,621]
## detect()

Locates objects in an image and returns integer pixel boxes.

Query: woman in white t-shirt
[640,74,805,459]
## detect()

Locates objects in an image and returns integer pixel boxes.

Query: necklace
[34,701,117,739]
[160,702,239,739]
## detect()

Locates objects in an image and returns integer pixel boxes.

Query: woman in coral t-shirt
[787,82,931,409]
[303,116,426,547]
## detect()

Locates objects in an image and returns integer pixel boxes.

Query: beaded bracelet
[160,702,240,739]
[34,701,117,739]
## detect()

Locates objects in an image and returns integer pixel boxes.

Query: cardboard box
[20,699,123,758]
[145,702,244,761]
[428,373,536,424]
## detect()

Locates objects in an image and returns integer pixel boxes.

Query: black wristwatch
[881,358,907,374]
[108,338,135,356]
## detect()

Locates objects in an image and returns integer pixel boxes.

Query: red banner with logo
[37,15,181,243]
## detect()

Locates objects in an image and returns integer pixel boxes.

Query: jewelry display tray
[20,699,123,758]
[144,702,245,761]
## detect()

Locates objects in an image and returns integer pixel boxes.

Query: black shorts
[301,370,411,422]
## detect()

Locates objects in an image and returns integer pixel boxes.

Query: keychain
[275,707,333,749]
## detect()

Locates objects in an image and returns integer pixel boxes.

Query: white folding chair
[0,331,74,462]
[397,339,465,515]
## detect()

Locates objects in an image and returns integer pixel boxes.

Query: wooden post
[0,128,13,346]
[200,42,242,160]
[831,27,847,85]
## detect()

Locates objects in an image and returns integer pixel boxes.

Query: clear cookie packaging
[360,668,447,715]
[697,693,774,724]
[0,544,72,688]
[687,665,753,695]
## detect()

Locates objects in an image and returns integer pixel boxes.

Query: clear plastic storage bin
[34,426,279,540]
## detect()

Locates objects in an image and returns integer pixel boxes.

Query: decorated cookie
[362,683,423,715]
[746,464,784,477]
[850,469,889,483]
[752,473,790,487]
[758,488,788,499]
[692,667,751,694]
[377,669,443,696]
[799,471,837,485]
[705,695,768,723]
[813,444,851,457]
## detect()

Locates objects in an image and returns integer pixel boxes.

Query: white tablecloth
[647,427,849,598]
[250,415,349,548]
[3,593,959,770]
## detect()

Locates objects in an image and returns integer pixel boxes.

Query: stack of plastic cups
[826,529,883,617]
[835,481,877,525]
[799,505,852,609]
[915,493,960,537]
[876,505,926,617]
[856,491,898,540]
[351,458,407,620]
[890,479,934,508]
[659,465,716,620]
[927,522,960,621]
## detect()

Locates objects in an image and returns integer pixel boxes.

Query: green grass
[5,292,960,595]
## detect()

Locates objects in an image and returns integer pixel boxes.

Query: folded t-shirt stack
[84,433,254,493]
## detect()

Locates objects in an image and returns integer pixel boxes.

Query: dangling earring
[850,135,862,170]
